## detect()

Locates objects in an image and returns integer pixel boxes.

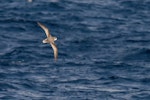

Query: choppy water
[0,0,150,99]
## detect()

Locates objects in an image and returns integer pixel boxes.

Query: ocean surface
[0,0,150,99]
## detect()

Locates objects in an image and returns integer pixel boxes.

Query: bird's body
[37,22,58,60]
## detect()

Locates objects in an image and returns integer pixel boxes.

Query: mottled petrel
[37,22,58,60]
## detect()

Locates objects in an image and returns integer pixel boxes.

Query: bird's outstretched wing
[50,43,58,60]
[37,22,51,38]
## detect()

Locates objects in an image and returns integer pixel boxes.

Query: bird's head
[53,37,57,41]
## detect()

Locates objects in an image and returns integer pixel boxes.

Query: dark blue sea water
[0,0,150,99]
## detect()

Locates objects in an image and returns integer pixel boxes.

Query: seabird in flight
[37,22,58,60]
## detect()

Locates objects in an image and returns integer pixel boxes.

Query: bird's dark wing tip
[37,22,41,25]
